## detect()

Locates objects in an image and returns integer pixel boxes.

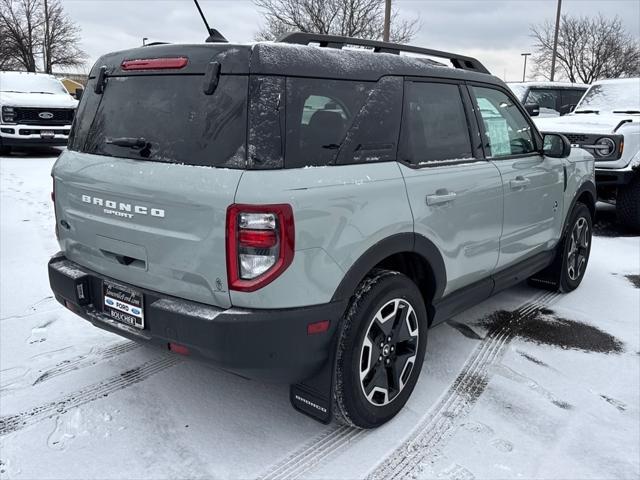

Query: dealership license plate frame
[103,280,145,329]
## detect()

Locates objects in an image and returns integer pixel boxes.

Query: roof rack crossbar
[276,32,490,75]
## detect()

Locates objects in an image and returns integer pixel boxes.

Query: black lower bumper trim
[595,168,636,187]
[1,136,68,147]
[48,254,347,383]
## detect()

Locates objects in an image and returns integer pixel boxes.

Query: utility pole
[521,52,531,82]
[550,0,562,81]
[43,0,50,73]
[383,0,391,42]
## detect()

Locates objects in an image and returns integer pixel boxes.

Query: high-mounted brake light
[226,204,294,292]
[121,57,188,71]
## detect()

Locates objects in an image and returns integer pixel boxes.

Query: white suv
[535,78,640,231]
[0,71,79,154]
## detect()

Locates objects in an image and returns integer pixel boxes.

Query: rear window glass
[69,75,248,167]
[285,78,369,168]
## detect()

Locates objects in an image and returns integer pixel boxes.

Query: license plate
[40,130,55,138]
[103,280,144,329]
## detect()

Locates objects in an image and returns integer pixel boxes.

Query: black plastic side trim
[491,250,555,294]
[431,249,556,325]
[431,278,493,325]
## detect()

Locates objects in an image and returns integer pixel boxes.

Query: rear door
[54,55,249,308]
[398,80,502,296]
[468,84,564,271]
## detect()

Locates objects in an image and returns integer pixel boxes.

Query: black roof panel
[89,41,504,87]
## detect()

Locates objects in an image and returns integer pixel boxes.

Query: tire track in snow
[367,291,561,480]
[32,341,141,386]
[0,355,180,436]
[258,291,559,480]
[258,425,365,480]
[0,341,141,393]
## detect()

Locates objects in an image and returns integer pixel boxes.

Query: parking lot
[1,149,639,480]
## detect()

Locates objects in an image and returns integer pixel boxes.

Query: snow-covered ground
[1,150,638,480]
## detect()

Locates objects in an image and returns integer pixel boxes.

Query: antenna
[192,0,228,43]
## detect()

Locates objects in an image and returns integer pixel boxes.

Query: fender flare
[563,180,596,235]
[330,232,447,304]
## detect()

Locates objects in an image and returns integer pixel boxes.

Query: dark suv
[509,82,588,117]
[48,33,610,428]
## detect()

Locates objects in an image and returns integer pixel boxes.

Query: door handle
[426,190,457,206]
[510,176,531,189]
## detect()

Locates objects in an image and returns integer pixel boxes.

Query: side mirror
[543,133,571,158]
[75,88,84,100]
[524,103,540,117]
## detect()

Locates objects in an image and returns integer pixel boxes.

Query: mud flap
[528,269,560,291]
[289,344,337,424]
[528,243,562,291]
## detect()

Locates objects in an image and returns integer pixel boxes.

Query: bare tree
[254,0,420,44]
[0,0,41,71]
[0,0,85,73]
[531,14,640,83]
[42,0,86,73]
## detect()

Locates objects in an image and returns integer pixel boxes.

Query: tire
[557,203,594,292]
[617,175,640,232]
[529,202,593,292]
[333,269,428,429]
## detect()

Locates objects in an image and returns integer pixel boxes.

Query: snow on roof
[507,81,588,88]
[590,77,640,86]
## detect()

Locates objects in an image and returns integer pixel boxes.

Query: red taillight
[238,229,277,249]
[121,57,188,71]
[226,204,294,292]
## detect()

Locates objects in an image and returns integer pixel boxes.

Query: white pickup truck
[535,78,640,231]
[0,71,79,155]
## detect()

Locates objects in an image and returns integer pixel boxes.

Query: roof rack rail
[277,32,490,75]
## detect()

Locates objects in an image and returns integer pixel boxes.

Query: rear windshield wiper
[105,137,148,148]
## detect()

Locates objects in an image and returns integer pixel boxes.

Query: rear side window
[285,78,369,168]
[70,75,248,168]
[471,86,536,158]
[399,82,473,165]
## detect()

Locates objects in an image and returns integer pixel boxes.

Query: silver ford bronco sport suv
[48,33,611,429]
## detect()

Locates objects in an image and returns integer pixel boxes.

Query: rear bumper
[595,168,636,187]
[48,253,347,383]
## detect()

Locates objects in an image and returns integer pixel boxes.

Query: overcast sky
[61,0,639,81]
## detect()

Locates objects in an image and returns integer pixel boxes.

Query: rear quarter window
[284,77,402,168]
